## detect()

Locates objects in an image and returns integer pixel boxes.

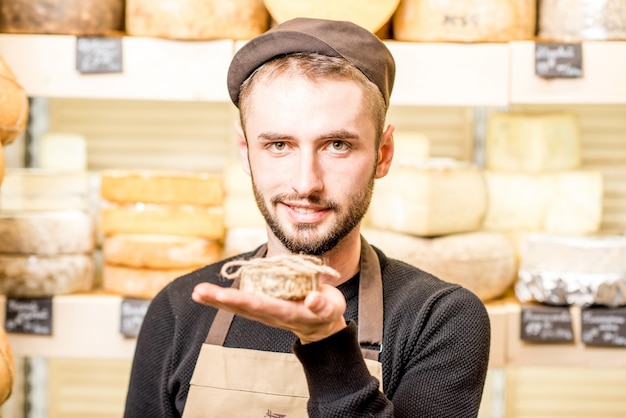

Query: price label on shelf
[581,307,626,347]
[4,297,53,335]
[120,298,151,338]
[76,36,123,74]
[535,42,583,79]
[520,304,574,343]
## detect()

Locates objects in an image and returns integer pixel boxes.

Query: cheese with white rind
[0,254,94,297]
[102,264,195,299]
[486,112,581,172]
[363,228,517,301]
[368,159,488,236]
[484,170,603,233]
[100,202,224,239]
[102,234,221,269]
[100,169,223,206]
[538,0,626,41]
[0,210,95,254]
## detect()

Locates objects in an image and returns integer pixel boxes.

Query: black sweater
[124,246,491,417]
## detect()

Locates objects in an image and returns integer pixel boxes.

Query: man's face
[239,75,385,255]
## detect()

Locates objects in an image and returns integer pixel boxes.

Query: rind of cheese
[0,169,90,211]
[363,228,517,301]
[100,169,223,206]
[0,210,95,255]
[0,254,94,297]
[393,0,536,42]
[368,159,488,236]
[100,202,224,239]
[103,233,221,269]
[223,195,265,229]
[223,227,267,258]
[484,170,603,233]
[0,55,28,146]
[126,0,269,40]
[486,112,581,172]
[102,264,195,299]
[538,0,626,41]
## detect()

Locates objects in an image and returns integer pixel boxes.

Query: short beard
[252,175,375,256]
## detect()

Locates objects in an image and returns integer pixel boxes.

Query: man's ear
[235,120,251,176]
[375,124,395,179]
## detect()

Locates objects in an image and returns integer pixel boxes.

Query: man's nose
[291,150,324,197]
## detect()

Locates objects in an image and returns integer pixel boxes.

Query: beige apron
[183,238,384,418]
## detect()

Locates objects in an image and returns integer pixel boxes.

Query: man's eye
[330,141,349,151]
[271,142,286,151]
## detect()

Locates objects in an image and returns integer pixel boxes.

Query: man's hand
[191,282,347,344]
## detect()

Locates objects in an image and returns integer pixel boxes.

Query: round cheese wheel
[393,0,536,42]
[0,327,14,406]
[100,169,224,206]
[103,233,221,269]
[126,0,269,40]
[0,210,95,255]
[363,228,517,301]
[0,55,28,146]
[102,264,195,299]
[0,254,95,297]
[264,0,400,33]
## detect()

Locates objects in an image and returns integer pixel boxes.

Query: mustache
[270,193,339,210]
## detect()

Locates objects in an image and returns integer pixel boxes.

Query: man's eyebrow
[257,132,293,141]
[256,130,360,141]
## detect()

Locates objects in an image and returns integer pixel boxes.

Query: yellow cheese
[100,202,224,239]
[223,227,267,258]
[100,169,223,206]
[0,210,95,255]
[1,169,90,211]
[363,228,517,301]
[103,233,221,269]
[102,264,195,299]
[0,254,94,297]
[484,170,603,233]
[393,0,536,42]
[368,159,487,236]
[486,112,581,172]
[0,55,28,146]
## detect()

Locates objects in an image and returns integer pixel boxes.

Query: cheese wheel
[486,112,581,172]
[100,202,224,239]
[0,55,29,146]
[223,195,265,229]
[368,159,487,236]
[484,170,603,233]
[0,0,124,35]
[393,0,536,42]
[264,0,400,33]
[363,228,517,301]
[0,169,90,211]
[103,234,221,269]
[102,264,195,299]
[100,170,224,206]
[0,254,94,297]
[126,0,269,40]
[538,0,626,41]
[223,227,267,258]
[0,327,14,406]
[0,210,95,255]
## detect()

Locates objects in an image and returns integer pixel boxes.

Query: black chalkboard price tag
[581,307,626,347]
[4,297,53,335]
[535,42,583,79]
[120,298,151,338]
[520,304,574,343]
[76,36,123,74]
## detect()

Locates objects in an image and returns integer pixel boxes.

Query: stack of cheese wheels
[363,228,517,302]
[100,170,224,299]
[0,0,124,35]
[538,0,626,41]
[393,0,536,42]
[126,0,269,40]
[483,112,603,234]
[0,169,95,296]
[221,162,267,258]
[369,158,488,237]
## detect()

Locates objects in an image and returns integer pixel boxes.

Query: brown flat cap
[227,17,395,108]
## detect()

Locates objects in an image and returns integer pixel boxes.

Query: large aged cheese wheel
[0,327,14,406]
[102,264,196,299]
[126,0,269,40]
[0,0,124,35]
[363,228,517,301]
[0,55,28,147]
[538,0,626,41]
[264,0,400,34]
[368,158,488,236]
[393,0,536,42]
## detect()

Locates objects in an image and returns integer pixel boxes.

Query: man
[124,17,490,418]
